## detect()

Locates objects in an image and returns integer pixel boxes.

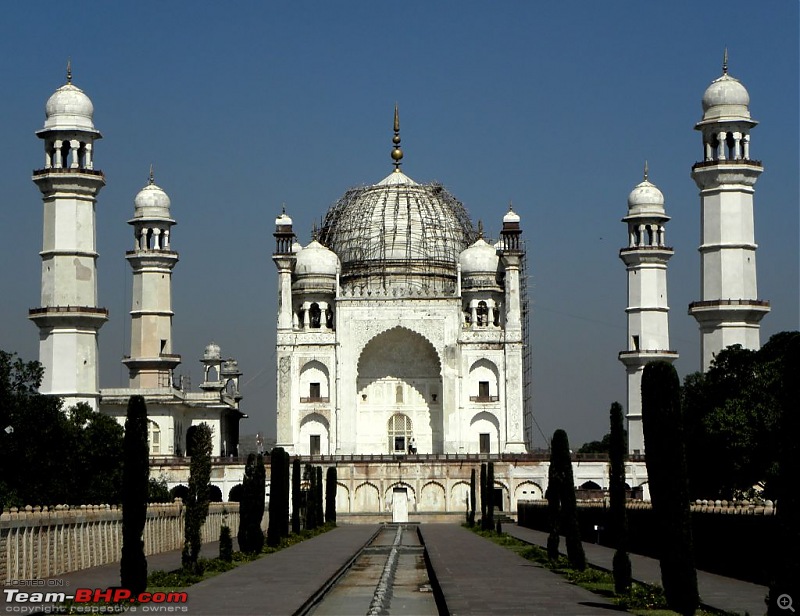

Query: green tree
[292,458,301,533]
[182,423,212,572]
[547,429,585,569]
[467,468,476,527]
[238,453,265,554]
[219,525,233,563]
[316,466,324,526]
[267,447,289,547]
[642,361,698,615]
[486,461,495,530]
[608,401,631,593]
[120,395,149,595]
[479,463,487,529]
[325,466,337,525]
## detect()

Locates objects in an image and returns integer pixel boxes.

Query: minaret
[122,168,181,388]
[689,52,769,369]
[29,65,107,410]
[500,206,527,454]
[618,164,678,454]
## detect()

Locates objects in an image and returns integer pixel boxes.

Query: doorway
[392,488,408,523]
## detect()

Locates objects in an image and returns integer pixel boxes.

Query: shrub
[219,525,233,562]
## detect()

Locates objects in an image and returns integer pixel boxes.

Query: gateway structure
[273,109,532,456]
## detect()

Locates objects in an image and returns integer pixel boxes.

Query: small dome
[701,73,751,122]
[44,83,96,131]
[503,207,521,224]
[203,342,221,360]
[275,212,293,226]
[133,182,171,218]
[294,240,339,277]
[459,238,499,275]
[627,179,665,214]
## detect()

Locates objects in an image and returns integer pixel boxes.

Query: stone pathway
[505,523,769,616]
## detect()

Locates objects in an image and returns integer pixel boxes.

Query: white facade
[618,167,678,454]
[689,55,769,368]
[273,120,530,456]
[29,67,107,410]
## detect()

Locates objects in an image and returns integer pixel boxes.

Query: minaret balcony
[32,168,105,195]
[34,167,105,177]
[688,299,770,324]
[618,349,678,367]
[619,246,674,265]
[691,159,763,189]
[29,305,108,327]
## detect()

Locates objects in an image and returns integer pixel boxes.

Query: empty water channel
[302,524,441,616]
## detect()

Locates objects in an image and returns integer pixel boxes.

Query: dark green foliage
[768,335,800,614]
[684,332,799,500]
[209,485,222,502]
[325,466,337,524]
[219,525,233,562]
[642,361,698,615]
[467,468,476,526]
[316,466,324,527]
[237,454,265,554]
[547,429,585,569]
[292,459,301,533]
[148,477,171,503]
[304,463,316,530]
[170,484,189,501]
[486,462,495,530]
[0,351,124,509]
[495,520,502,534]
[608,401,631,593]
[267,447,290,547]
[228,484,243,502]
[182,423,212,572]
[120,395,149,595]
[479,463,487,529]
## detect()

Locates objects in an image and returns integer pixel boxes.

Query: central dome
[319,170,475,295]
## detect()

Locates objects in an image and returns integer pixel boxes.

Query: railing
[28,306,108,316]
[619,246,674,252]
[692,159,762,170]
[689,299,770,308]
[619,349,679,356]
[33,167,105,177]
[300,396,330,403]
[469,395,499,402]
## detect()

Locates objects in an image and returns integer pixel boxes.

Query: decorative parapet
[0,501,239,583]
[527,498,777,515]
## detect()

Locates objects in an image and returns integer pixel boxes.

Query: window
[148,421,161,455]
[309,303,321,328]
[309,382,320,399]
[388,413,412,453]
[310,435,320,456]
[479,433,490,454]
[632,335,640,351]
[395,385,404,404]
[477,301,489,326]
[479,381,489,398]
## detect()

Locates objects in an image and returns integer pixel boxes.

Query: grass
[466,525,733,616]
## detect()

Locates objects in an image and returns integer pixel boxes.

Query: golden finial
[149,164,155,185]
[391,103,403,171]
[477,220,484,239]
[723,48,728,75]
[643,160,649,181]
[66,58,72,84]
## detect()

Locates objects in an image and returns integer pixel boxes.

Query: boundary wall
[0,501,239,583]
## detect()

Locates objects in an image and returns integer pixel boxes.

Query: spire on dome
[722,47,728,75]
[66,59,72,84]
[644,160,649,181]
[391,103,403,171]
[149,164,155,185]
[477,220,484,239]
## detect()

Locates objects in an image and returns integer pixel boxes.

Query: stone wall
[0,501,239,583]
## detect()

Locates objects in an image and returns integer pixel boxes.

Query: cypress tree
[316,466,324,527]
[292,458,301,533]
[467,468,476,527]
[486,461,495,531]
[546,433,562,560]
[238,453,265,554]
[281,449,290,539]
[267,447,287,547]
[480,463,487,529]
[642,361,698,615]
[325,466,337,524]
[182,423,212,572]
[304,463,316,530]
[254,453,266,548]
[768,335,800,614]
[556,430,586,570]
[120,395,149,595]
[609,401,632,593]
[219,525,233,562]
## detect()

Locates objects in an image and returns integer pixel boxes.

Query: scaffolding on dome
[520,239,534,449]
[319,180,475,296]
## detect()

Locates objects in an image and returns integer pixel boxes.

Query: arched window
[148,420,161,455]
[309,303,321,328]
[476,301,489,326]
[388,413,412,453]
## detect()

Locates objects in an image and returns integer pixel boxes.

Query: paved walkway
[505,524,769,616]
[419,524,623,615]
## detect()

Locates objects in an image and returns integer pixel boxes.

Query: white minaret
[123,169,181,388]
[689,52,769,369]
[30,65,107,410]
[618,164,678,454]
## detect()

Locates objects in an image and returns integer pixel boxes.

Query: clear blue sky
[1,2,797,448]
